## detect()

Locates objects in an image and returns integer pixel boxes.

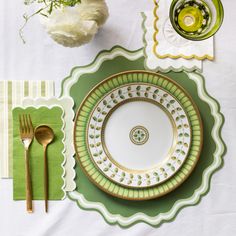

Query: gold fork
[19,114,34,213]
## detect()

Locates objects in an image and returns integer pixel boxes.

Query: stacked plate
[74,71,203,200]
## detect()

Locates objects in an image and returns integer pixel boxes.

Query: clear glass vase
[169,0,224,41]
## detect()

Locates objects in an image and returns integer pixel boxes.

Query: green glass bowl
[169,0,224,41]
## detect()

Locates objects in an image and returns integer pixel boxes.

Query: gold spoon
[35,125,54,213]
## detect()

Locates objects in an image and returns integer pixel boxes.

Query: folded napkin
[143,11,202,72]
[13,106,65,200]
[22,97,76,192]
[153,0,214,60]
[0,80,54,178]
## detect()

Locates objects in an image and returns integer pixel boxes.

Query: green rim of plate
[74,70,203,200]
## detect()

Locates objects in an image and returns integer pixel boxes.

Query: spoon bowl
[35,125,54,147]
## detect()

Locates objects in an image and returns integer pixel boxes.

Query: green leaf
[177,125,182,129]
[181,150,186,155]
[184,133,190,137]
[48,2,53,14]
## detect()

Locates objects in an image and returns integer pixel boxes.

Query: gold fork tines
[19,114,34,213]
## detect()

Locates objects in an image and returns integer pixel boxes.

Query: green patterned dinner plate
[74,71,203,200]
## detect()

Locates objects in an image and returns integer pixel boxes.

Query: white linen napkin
[143,10,202,72]
[153,0,214,60]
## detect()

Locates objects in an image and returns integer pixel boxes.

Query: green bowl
[169,0,224,41]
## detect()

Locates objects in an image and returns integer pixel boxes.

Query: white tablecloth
[0,1,236,235]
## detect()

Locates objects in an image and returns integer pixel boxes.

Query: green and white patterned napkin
[0,80,54,178]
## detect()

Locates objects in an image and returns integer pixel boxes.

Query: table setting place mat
[59,46,226,228]
[0,80,55,178]
[2,1,225,228]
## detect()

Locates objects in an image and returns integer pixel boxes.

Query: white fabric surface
[0,0,236,235]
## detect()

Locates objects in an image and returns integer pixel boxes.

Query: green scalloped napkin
[65,52,225,227]
[13,107,64,200]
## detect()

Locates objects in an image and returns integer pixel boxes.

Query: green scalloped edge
[60,46,143,98]
[141,12,202,73]
[60,46,226,228]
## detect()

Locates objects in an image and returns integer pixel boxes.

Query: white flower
[78,0,109,27]
[40,0,109,47]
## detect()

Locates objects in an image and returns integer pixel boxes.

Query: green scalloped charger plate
[60,46,226,228]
